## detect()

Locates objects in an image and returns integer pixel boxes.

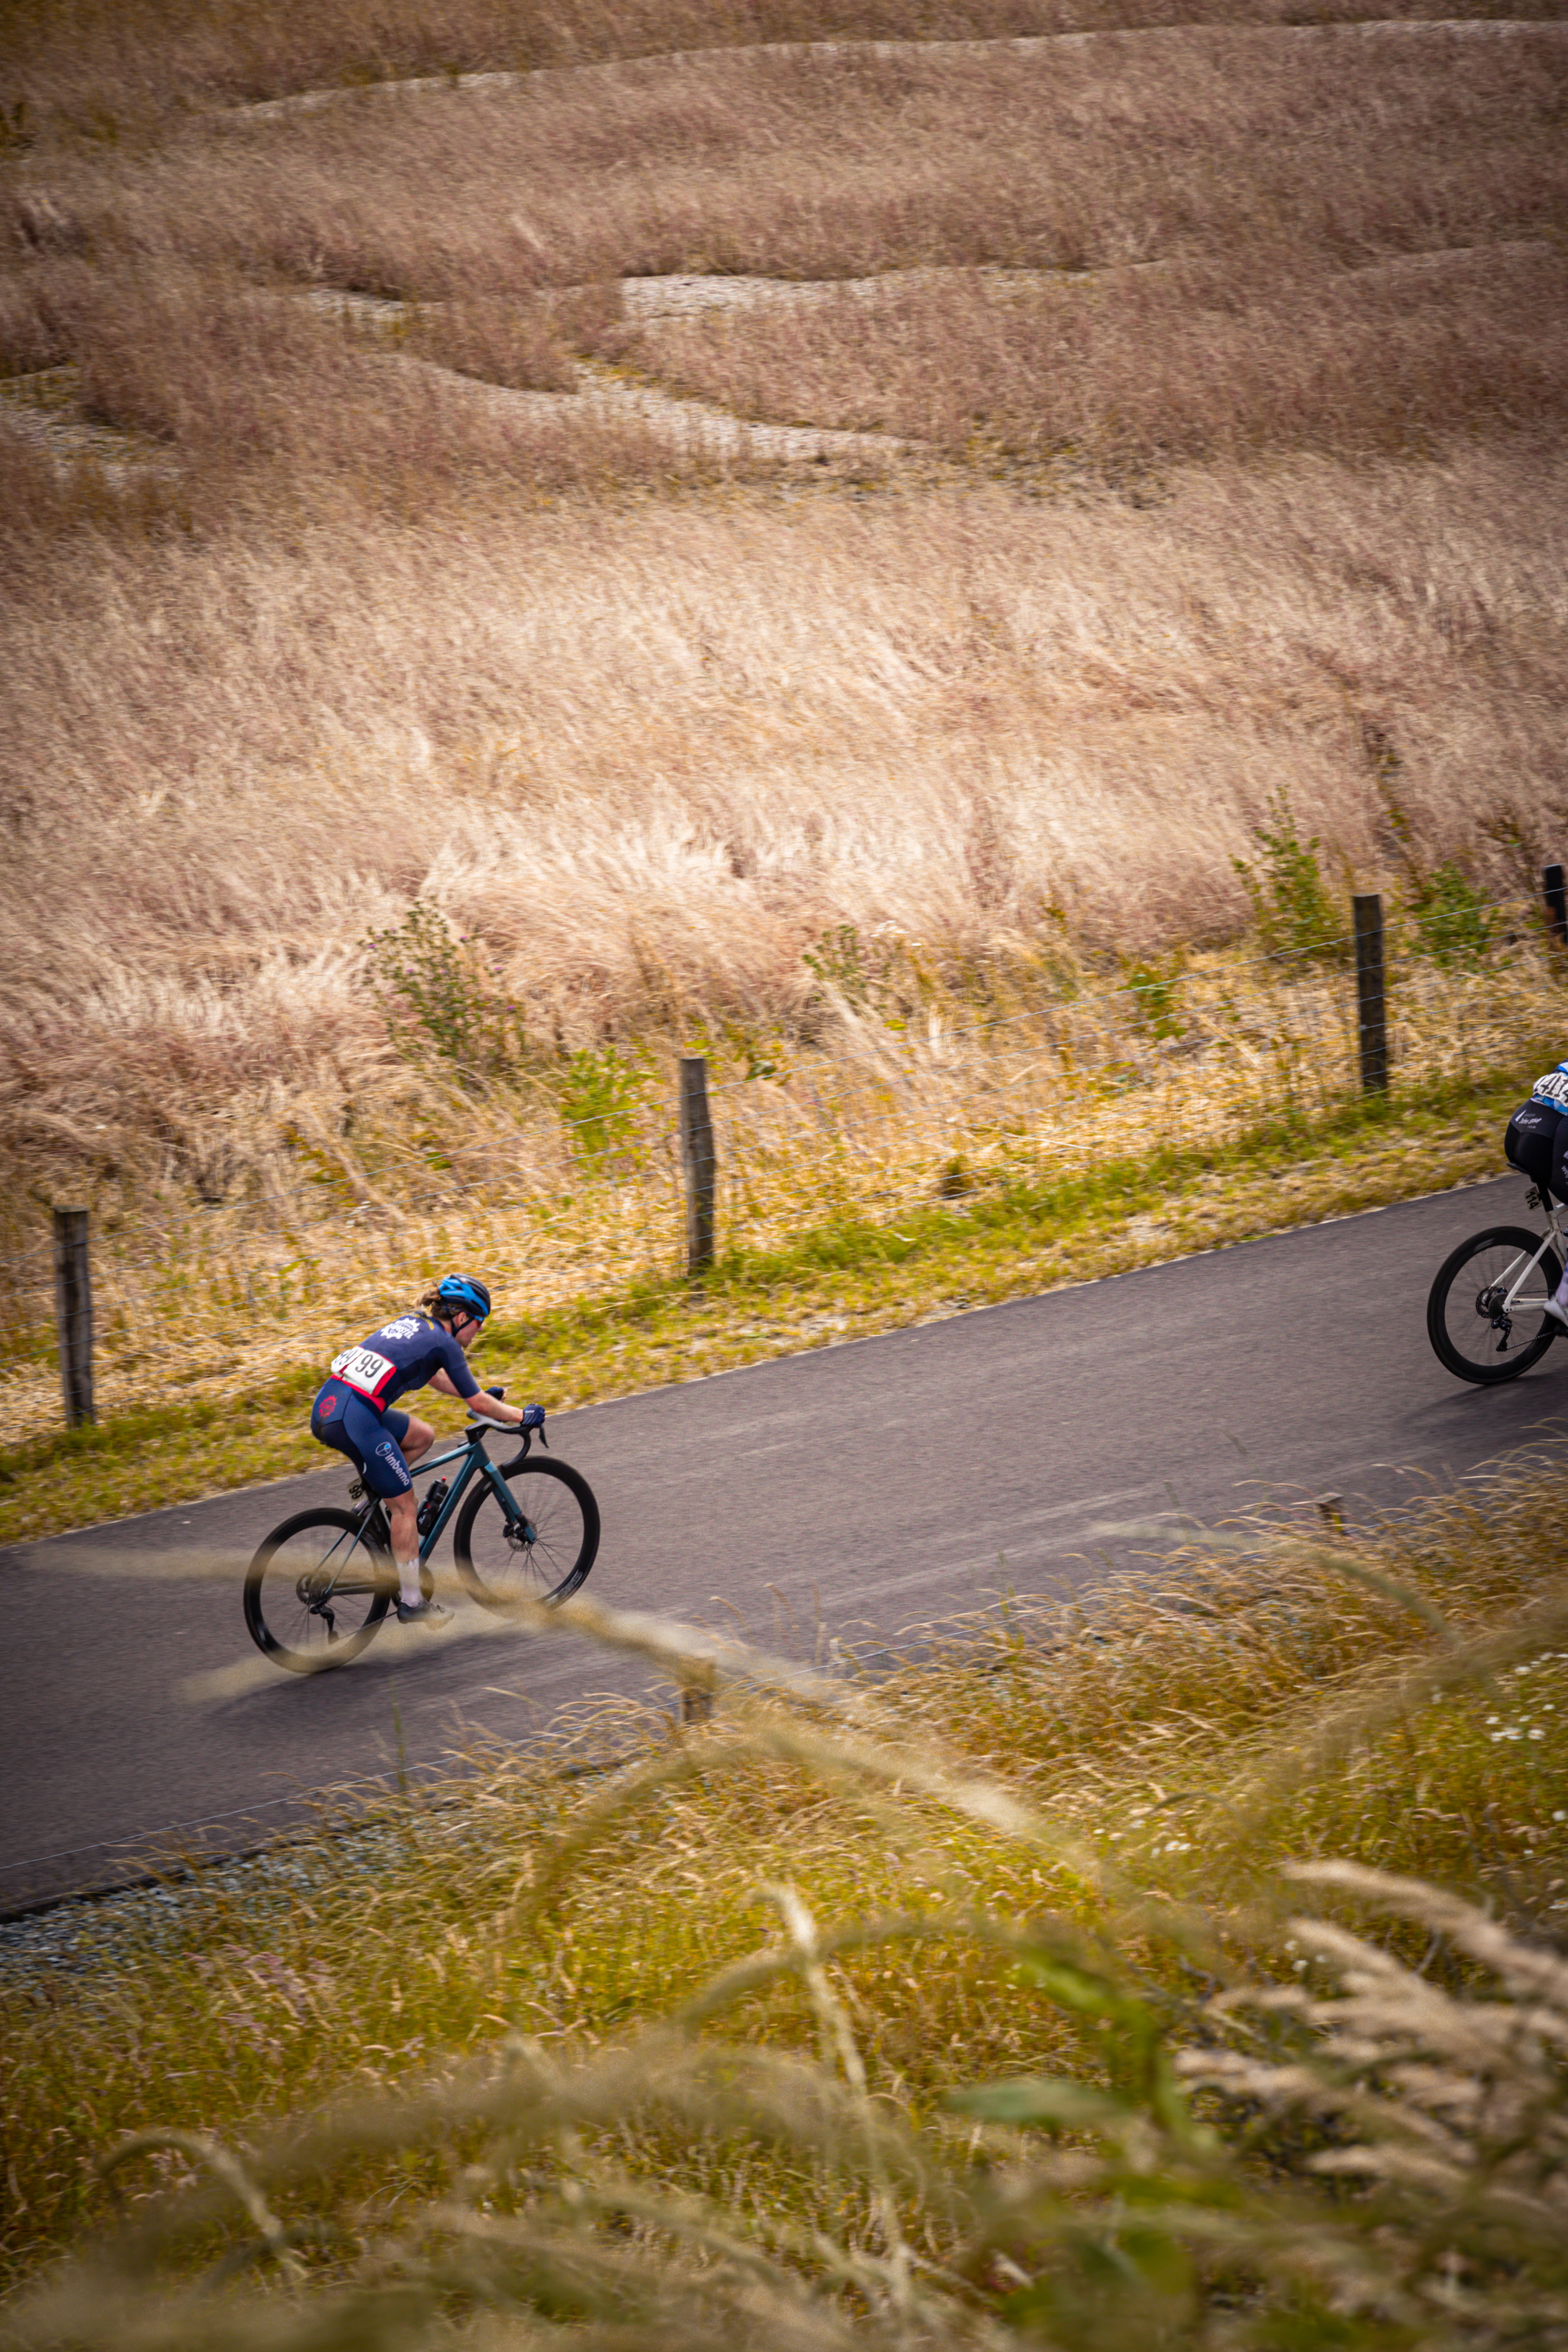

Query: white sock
[397,1561,421,1607]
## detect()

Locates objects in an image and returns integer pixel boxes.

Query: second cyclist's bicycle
[243,1401,599,1672]
[1427,1176,1566,1385]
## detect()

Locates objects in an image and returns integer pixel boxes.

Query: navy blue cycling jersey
[327,1313,481,1414]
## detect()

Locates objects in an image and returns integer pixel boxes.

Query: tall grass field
[3,0,1568,2336]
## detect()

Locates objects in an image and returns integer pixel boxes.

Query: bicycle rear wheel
[1427,1225,1562,1385]
[454,1459,599,1610]
[244,1508,391,1671]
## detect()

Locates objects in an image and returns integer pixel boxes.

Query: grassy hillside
[2,0,1566,1396]
[5,15,1568,2325]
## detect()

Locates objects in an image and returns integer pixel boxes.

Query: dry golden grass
[8,0,1559,130]
[6,23,1564,481]
[612,241,1568,463]
[13,29,1564,304]
[3,446,1564,1194]
[3,1,1565,1451]
[5,13,1568,2332]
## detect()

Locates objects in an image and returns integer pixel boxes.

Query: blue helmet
[435,1275,492,1322]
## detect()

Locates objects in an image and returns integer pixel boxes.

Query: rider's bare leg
[401,1416,434,1465]
[387,1488,421,1605]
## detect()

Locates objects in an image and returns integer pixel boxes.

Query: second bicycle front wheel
[1427,1225,1562,1385]
[454,1461,599,1609]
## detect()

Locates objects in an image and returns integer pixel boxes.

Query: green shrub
[1408,862,1497,969]
[360,900,524,1085]
[803,921,880,1010]
[1123,955,1185,1042]
[801,924,919,1022]
[1233,794,1348,966]
[558,1043,645,1172]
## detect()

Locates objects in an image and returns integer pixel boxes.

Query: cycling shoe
[395,1597,452,1627]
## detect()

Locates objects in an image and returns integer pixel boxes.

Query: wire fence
[543,890,1537,1185]
[6,882,1566,1436]
[657,884,1555,1275]
[546,885,1547,1150]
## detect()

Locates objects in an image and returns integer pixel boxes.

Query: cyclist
[1506,1067,1568,1328]
[310,1276,541,1627]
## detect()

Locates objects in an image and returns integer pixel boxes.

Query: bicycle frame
[405,1419,532,1562]
[332,1421,533,1592]
[1490,1184,1566,1323]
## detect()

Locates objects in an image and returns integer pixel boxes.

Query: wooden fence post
[1352,893,1388,1095]
[680,1666,715,1725]
[679,1055,715,1276]
[1544,863,1567,948]
[53,1207,94,1427]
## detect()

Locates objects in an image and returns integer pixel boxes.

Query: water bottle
[416,1478,448,1537]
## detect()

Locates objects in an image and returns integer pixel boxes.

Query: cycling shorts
[1505,1100,1568,1203]
[310,1377,413,1497]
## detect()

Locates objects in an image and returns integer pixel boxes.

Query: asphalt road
[4,1174,1565,1911]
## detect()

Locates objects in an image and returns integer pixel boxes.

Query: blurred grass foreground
[6,1457,1568,2347]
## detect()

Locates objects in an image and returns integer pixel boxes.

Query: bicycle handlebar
[464,1391,549,1449]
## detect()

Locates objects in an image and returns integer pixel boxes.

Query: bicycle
[1426,1176,1566,1385]
[243,1398,600,1672]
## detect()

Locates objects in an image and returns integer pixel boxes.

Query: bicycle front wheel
[454,1460,599,1610]
[244,1508,391,1671]
[1427,1225,1563,1385]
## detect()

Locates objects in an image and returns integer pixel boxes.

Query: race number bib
[329,1345,398,1405]
[1531,1065,1568,1112]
